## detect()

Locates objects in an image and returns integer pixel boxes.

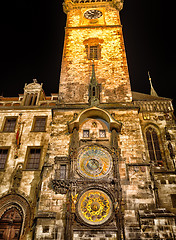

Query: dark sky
[0,0,175,109]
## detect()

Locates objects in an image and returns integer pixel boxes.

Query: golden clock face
[77,189,112,225]
[77,146,112,179]
[84,9,102,19]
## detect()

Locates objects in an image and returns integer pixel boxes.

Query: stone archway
[0,194,31,239]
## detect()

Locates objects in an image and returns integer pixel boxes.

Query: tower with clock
[50,0,127,238]
[59,0,132,104]
[33,0,176,240]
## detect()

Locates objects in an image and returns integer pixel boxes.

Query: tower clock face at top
[84,9,103,19]
[77,146,112,179]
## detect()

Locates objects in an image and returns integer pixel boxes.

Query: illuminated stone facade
[0,0,176,240]
[59,0,132,103]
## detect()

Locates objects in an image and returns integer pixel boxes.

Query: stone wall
[0,108,52,239]
[59,6,132,104]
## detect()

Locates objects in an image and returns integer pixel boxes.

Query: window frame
[24,93,38,106]
[83,129,90,138]
[144,126,164,167]
[85,44,101,60]
[99,129,106,138]
[0,147,10,170]
[25,147,42,171]
[3,117,17,132]
[32,116,47,132]
[59,164,67,180]
[55,162,68,180]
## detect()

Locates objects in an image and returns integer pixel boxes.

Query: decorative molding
[52,180,70,194]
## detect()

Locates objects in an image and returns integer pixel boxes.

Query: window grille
[146,127,163,166]
[33,117,47,132]
[0,149,8,169]
[86,45,100,60]
[83,130,89,138]
[99,130,106,138]
[26,148,41,170]
[3,118,17,132]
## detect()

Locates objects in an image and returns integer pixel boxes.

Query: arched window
[0,207,23,240]
[146,127,163,166]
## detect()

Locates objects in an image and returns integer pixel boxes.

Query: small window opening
[33,95,37,106]
[92,87,96,96]
[0,149,8,169]
[26,148,41,170]
[29,95,33,106]
[86,45,100,60]
[25,94,38,106]
[3,118,17,132]
[171,194,176,208]
[43,226,49,233]
[83,130,89,138]
[90,46,98,60]
[33,117,47,132]
[99,130,106,138]
[60,164,66,179]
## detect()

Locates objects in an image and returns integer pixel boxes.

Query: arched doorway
[0,207,22,240]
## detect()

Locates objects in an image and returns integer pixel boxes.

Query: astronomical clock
[77,189,113,225]
[77,145,112,179]
[65,118,123,240]
[74,145,115,227]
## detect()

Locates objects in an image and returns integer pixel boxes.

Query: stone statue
[12,164,23,191]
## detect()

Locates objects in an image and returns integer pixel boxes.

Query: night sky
[0,0,175,109]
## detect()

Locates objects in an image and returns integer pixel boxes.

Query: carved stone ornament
[52,180,70,194]
[111,0,124,11]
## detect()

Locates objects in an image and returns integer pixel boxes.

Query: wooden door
[0,207,22,240]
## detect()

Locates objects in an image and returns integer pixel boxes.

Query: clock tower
[51,1,127,239]
[26,0,176,240]
[59,0,132,104]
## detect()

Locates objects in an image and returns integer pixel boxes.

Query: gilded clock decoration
[84,10,103,19]
[77,189,112,225]
[77,146,112,179]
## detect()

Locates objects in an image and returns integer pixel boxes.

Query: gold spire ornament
[148,71,158,97]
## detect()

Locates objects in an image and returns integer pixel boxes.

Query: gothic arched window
[0,207,23,240]
[146,127,163,166]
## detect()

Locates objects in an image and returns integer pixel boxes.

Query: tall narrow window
[26,148,41,170]
[171,194,176,208]
[3,118,17,132]
[146,127,163,166]
[29,95,33,106]
[25,94,38,106]
[33,117,47,132]
[0,149,8,169]
[60,164,66,179]
[33,95,37,106]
